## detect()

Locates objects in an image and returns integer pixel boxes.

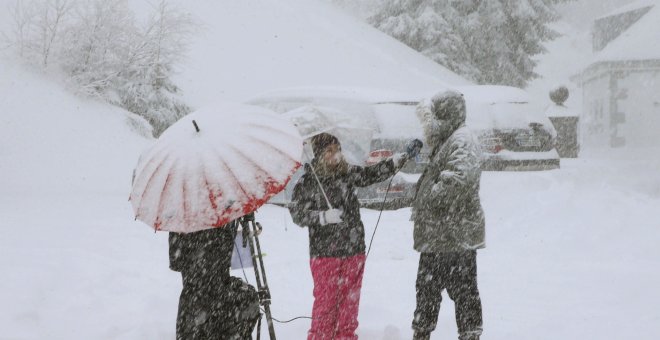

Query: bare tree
[117,0,194,136]
[3,0,37,55]
[4,0,195,136]
[59,0,135,97]
[35,0,73,67]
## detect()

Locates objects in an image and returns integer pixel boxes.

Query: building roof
[573,2,660,83]
[595,0,655,20]
[595,2,660,62]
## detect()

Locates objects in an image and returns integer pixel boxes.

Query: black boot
[458,330,481,340]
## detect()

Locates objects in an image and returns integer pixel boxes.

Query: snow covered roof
[594,3,660,62]
[574,2,660,83]
[249,85,531,106]
[595,0,655,20]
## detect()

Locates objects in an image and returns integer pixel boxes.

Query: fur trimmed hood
[416,90,466,149]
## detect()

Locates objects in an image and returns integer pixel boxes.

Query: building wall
[581,68,660,148]
[617,70,660,147]
[581,73,611,147]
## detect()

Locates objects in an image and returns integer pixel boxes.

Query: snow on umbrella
[284,105,373,164]
[130,102,303,233]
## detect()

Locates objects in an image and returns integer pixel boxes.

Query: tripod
[239,212,276,340]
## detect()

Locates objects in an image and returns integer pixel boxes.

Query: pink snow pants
[308,254,367,340]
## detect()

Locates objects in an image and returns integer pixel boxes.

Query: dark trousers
[412,251,483,336]
[176,273,260,340]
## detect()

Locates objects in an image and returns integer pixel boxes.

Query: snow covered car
[371,85,561,172]
[461,85,560,171]
[246,86,560,205]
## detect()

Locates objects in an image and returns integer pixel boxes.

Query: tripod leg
[257,316,261,340]
[241,215,277,339]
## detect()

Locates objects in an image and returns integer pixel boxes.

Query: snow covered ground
[2,56,660,339]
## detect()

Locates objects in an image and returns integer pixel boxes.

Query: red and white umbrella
[130,102,303,233]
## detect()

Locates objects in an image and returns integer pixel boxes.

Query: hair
[310,133,341,157]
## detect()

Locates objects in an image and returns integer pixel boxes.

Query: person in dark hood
[410,90,486,340]
[169,221,260,340]
[289,132,420,340]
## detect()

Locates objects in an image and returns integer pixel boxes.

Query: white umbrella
[283,105,376,208]
[284,105,374,165]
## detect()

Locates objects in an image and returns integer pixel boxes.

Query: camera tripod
[239,212,276,340]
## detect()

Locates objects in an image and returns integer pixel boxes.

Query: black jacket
[169,222,260,340]
[288,159,397,258]
[168,221,238,281]
[412,97,485,253]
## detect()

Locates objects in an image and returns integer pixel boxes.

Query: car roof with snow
[247,85,554,139]
[370,85,550,137]
[247,86,434,105]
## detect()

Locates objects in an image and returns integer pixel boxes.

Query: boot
[413,331,431,340]
[458,330,481,340]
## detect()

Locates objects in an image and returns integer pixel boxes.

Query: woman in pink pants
[288,133,412,339]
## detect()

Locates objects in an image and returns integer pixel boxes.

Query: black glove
[405,139,423,159]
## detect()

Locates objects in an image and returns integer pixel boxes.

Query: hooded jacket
[411,91,486,253]
[289,158,398,258]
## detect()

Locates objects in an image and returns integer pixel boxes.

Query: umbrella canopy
[284,105,373,164]
[130,102,303,233]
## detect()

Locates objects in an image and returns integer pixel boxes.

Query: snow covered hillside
[170,0,471,107]
[0,58,152,195]
[0,56,161,338]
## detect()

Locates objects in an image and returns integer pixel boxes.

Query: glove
[392,152,408,168]
[405,139,423,159]
[319,208,343,225]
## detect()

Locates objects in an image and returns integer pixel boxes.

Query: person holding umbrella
[129,103,305,339]
[288,132,421,340]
